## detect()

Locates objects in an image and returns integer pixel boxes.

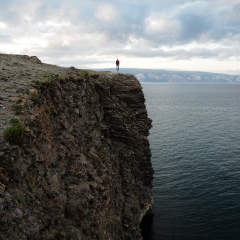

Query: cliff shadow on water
[0,54,154,240]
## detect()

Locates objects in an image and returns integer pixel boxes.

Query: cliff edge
[0,54,153,239]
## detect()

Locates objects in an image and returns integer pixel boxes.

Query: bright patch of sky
[0,0,240,74]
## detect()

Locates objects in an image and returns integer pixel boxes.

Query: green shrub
[32,80,40,85]
[37,78,52,89]
[4,122,24,145]
[18,94,25,99]
[29,89,40,103]
[44,72,59,81]
[11,104,23,114]
[9,118,19,125]
[16,195,26,206]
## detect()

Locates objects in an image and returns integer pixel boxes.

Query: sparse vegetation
[32,73,59,90]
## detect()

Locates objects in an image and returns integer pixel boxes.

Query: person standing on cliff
[116,58,120,71]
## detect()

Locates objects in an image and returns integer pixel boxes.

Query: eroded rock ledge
[0,55,153,239]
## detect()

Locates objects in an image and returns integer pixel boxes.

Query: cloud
[144,15,181,46]
[0,0,240,73]
[176,1,240,42]
[95,4,119,21]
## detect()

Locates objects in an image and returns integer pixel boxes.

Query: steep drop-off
[0,55,153,239]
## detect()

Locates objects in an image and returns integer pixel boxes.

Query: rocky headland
[0,54,154,239]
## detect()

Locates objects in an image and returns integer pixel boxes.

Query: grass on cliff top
[32,69,106,88]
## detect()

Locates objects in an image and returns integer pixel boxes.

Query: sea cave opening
[140,211,153,240]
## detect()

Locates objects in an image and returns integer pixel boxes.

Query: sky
[1,0,240,74]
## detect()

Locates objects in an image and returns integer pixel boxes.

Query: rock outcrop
[0,54,153,239]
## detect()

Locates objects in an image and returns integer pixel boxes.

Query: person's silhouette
[116,59,120,71]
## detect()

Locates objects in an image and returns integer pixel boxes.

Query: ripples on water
[142,83,240,240]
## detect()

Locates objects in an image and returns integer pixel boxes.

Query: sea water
[141,83,240,240]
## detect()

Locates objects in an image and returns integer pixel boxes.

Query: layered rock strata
[0,54,153,239]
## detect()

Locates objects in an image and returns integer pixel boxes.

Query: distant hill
[96,68,240,83]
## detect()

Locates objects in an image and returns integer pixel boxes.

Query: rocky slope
[0,54,153,239]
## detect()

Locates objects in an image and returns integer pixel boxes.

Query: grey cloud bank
[0,0,240,74]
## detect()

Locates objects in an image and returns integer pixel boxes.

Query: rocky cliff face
[0,54,153,240]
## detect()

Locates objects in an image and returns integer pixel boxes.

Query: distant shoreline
[93,68,240,83]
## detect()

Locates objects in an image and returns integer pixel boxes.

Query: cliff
[0,54,153,239]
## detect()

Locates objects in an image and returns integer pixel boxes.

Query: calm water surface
[142,83,240,240]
